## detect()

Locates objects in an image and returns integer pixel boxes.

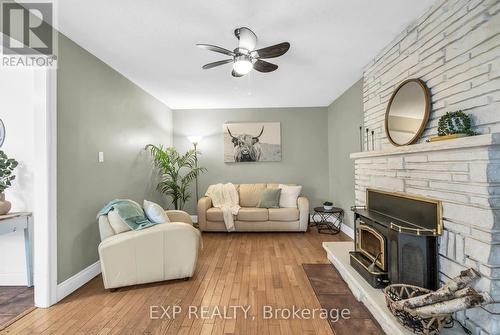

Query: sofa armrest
[297,197,309,232]
[197,196,212,231]
[165,210,193,225]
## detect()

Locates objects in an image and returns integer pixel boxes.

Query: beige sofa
[98,210,201,290]
[197,183,309,232]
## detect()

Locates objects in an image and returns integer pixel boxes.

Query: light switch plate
[98,152,104,163]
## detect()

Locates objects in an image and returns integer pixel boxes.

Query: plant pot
[323,205,333,211]
[0,192,11,215]
[428,133,468,142]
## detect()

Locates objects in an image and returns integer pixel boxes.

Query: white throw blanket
[205,183,240,232]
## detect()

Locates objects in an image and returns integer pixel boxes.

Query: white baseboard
[309,214,355,239]
[56,260,101,302]
[341,224,354,239]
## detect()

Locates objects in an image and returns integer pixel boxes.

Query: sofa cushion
[257,188,281,208]
[268,208,300,221]
[206,207,224,222]
[239,183,267,207]
[279,184,302,208]
[267,183,295,189]
[237,208,268,221]
[143,200,169,223]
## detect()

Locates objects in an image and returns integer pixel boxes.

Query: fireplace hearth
[350,189,441,290]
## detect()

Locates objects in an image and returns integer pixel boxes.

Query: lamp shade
[233,59,252,75]
[188,136,202,144]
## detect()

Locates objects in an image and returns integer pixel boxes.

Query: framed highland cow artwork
[223,122,281,162]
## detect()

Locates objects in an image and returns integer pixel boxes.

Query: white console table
[0,212,33,287]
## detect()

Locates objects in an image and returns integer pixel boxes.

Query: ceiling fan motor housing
[234,54,251,63]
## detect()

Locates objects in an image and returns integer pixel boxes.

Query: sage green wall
[57,34,173,283]
[327,79,364,229]
[173,107,329,214]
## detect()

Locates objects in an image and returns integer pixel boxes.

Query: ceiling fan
[196,27,290,77]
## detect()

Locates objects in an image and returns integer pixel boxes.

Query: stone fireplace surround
[349,0,500,332]
[352,133,500,334]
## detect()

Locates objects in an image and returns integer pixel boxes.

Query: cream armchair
[98,210,201,290]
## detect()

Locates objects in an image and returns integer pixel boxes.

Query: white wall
[0,68,37,285]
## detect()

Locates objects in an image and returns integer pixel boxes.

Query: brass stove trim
[356,223,385,270]
[349,252,387,275]
[366,188,443,236]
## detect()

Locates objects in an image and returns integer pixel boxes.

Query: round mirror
[0,119,4,147]
[385,79,431,146]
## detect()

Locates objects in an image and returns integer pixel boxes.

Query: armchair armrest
[197,196,212,231]
[165,210,193,225]
[297,197,309,232]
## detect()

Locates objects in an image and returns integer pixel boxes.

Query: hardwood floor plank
[3,229,351,335]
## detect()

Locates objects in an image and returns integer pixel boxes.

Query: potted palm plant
[0,150,18,215]
[146,144,206,210]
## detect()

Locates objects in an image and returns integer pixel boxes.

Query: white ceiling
[57,0,435,110]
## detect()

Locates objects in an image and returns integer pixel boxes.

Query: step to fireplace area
[323,241,466,335]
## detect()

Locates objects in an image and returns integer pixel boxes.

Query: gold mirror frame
[385,78,431,146]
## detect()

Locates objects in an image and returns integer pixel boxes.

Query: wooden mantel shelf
[350,133,500,159]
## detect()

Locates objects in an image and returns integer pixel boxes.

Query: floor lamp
[187,136,202,202]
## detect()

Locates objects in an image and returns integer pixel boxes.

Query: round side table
[312,206,344,234]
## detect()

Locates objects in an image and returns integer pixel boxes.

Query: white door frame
[33,67,58,307]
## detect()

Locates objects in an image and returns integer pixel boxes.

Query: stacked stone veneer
[363,0,500,150]
[354,137,500,334]
[356,0,500,333]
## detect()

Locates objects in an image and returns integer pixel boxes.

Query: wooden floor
[0,287,34,330]
[3,229,353,335]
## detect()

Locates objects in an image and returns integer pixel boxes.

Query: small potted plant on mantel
[323,201,334,211]
[429,110,477,142]
[0,150,18,215]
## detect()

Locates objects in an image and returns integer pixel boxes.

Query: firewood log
[394,268,480,310]
[437,268,480,293]
[398,287,477,311]
[412,292,493,316]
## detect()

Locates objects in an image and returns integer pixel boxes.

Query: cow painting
[227,126,264,162]
[223,122,282,163]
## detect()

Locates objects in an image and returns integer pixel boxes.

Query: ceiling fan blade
[202,59,233,70]
[231,70,244,77]
[253,60,278,73]
[253,42,290,59]
[196,44,235,57]
[234,27,257,51]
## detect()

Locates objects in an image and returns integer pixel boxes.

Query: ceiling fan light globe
[233,58,253,75]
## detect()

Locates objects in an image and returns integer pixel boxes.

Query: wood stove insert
[350,189,442,290]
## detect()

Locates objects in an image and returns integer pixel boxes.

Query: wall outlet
[98,152,104,163]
